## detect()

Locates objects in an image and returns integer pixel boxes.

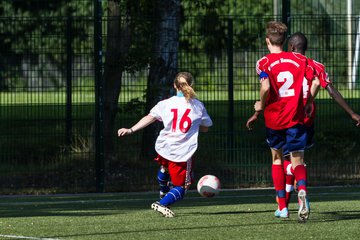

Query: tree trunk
[102,1,132,166]
[141,0,181,159]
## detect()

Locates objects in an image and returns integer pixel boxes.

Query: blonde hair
[174,72,197,101]
[266,21,287,46]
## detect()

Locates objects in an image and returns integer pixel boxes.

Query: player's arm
[305,60,320,103]
[199,126,209,132]
[247,69,266,129]
[307,76,320,102]
[305,77,320,117]
[256,77,270,112]
[117,115,157,136]
[246,110,261,130]
[254,59,269,112]
[326,83,360,127]
[199,105,213,132]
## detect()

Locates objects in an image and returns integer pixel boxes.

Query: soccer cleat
[274,208,289,218]
[151,201,175,218]
[298,189,310,222]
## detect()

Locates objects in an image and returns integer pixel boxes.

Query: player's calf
[157,166,170,199]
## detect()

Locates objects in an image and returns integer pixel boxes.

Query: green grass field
[1,88,360,105]
[1,186,360,240]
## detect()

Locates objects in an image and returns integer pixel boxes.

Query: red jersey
[311,59,331,89]
[256,52,314,130]
[303,58,332,126]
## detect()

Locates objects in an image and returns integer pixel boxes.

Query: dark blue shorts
[266,124,307,154]
[282,124,315,157]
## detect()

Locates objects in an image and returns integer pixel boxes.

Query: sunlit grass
[0,186,360,240]
[1,88,359,105]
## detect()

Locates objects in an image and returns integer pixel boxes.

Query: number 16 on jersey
[171,109,192,133]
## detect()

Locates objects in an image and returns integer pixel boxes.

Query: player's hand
[254,101,263,112]
[304,102,313,117]
[246,112,260,130]
[117,128,133,136]
[351,113,360,127]
[199,125,209,132]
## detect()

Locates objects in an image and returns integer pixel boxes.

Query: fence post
[282,0,291,50]
[94,0,105,192]
[227,18,234,151]
[66,9,73,146]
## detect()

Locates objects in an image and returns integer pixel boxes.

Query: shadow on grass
[52,220,295,239]
[184,209,275,215]
[0,186,360,219]
[319,210,360,221]
[52,210,360,239]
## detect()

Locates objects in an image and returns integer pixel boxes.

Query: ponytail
[174,72,197,101]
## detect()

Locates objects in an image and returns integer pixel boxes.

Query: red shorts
[154,155,193,187]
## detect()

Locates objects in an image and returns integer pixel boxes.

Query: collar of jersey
[176,92,184,97]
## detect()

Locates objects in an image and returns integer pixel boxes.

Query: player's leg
[291,151,310,222]
[154,155,171,199]
[151,155,176,217]
[151,158,191,217]
[282,142,295,207]
[285,124,314,203]
[286,124,310,222]
[157,165,170,199]
[270,148,288,218]
[283,156,295,207]
[158,160,188,206]
[266,128,288,218]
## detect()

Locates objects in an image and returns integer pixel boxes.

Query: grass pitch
[0,186,360,240]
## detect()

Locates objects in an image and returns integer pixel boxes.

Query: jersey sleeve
[149,102,163,121]
[200,103,213,127]
[313,60,332,89]
[318,70,331,89]
[201,111,212,127]
[305,58,315,81]
[256,57,268,77]
[256,57,270,83]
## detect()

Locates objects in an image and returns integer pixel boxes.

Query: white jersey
[149,96,213,163]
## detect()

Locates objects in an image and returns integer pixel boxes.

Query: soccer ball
[197,175,221,198]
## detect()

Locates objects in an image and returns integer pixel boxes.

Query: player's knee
[157,167,170,185]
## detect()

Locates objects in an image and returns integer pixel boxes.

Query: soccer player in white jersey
[117,72,213,217]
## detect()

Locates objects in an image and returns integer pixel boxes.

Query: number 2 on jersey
[171,108,192,133]
[277,71,295,97]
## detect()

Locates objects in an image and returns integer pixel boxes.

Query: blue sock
[157,167,170,193]
[159,186,185,206]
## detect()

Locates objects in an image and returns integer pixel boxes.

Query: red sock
[272,164,286,210]
[283,160,294,175]
[283,160,294,206]
[293,164,307,192]
[285,175,294,206]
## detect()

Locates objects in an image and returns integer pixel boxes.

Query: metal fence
[1,1,360,193]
